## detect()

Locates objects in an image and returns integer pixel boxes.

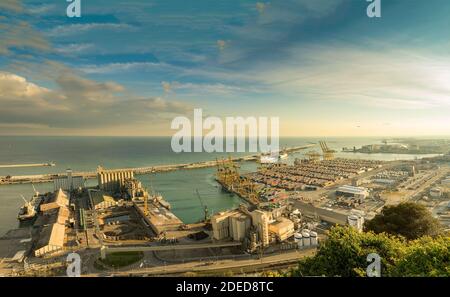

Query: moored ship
[17,186,44,222]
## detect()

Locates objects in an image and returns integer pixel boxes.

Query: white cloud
[79,62,164,74]
[250,44,450,110]
[0,72,191,132]
[46,23,136,37]
[56,43,94,55]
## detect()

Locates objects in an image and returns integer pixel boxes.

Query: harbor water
[0,136,440,236]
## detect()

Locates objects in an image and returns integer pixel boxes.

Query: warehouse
[336,185,369,199]
[40,188,69,213]
[34,223,65,257]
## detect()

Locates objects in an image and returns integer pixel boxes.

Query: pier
[0,145,315,185]
[0,162,55,169]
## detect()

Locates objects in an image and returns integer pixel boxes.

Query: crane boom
[195,189,209,221]
[20,194,28,203]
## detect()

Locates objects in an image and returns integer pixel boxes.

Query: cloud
[79,62,165,74]
[46,23,137,37]
[0,21,50,54]
[26,4,55,14]
[0,0,23,12]
[219,0,344,65]
[160,81,251,95]
[251,44,450,109]
[56,43,94,55]
[0,72,191,132]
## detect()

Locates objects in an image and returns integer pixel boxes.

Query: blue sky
[0,0,449,136]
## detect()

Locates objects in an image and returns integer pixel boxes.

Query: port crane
[32,184,39,196]
[20,194,28,204]
[195,189,209,221]
[319,141,336,160]
[305,151,321,162]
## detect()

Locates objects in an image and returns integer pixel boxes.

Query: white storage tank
[302,230,310,247]
[294,232,302,243]
[310,231,318,246]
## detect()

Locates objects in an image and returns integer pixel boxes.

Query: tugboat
[17,185,44,222]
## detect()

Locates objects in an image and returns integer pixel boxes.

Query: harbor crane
[305,151,321,162]
[32,184,39,196]
[195,189,209,222]
[319,141,336,160]
[20,194,28,203]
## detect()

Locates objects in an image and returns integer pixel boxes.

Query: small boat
[279,151,288,160]
[260,154,278,164]
[260,150,288,163]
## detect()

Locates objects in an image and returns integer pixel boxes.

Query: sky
[0,0,449,137]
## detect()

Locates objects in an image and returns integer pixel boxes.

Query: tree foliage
[291,226,450,277]
[364,202,442,240]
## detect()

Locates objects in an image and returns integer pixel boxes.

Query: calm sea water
[0,136,440,236]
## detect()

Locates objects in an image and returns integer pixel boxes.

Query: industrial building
[347,214,365,232]
[53,168,85,192]
[268,217,295,242]
[211,205,296,248]
[251,210,270,246]
[97,166,134,192]
[336,185,369,199]
[211,210,241,241]
[34,223,65,257]
[430,187,443,198]
[40,188,69,213]
[89,189,117,210]
[34,188,73,257]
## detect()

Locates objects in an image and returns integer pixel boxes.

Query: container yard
[245,158,384,191]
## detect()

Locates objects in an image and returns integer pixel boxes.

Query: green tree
[292,226,405,277]
[291,226,450,277]
[364,202,441,240]
[389,236,450,277]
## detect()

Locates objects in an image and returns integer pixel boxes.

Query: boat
[279,150,288,160]
[260,150,288,163]
[155,194,171,210]
[260,154,278,164]
[17,186,44,222]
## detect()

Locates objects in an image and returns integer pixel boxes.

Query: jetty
[0,144,314,185]
[0,162,55,169]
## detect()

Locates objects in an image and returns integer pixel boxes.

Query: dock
[0,144,314,185]
[0,162,55,169]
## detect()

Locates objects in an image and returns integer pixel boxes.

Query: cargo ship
[17,187,44,222]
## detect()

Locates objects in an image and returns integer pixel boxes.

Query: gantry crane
[319,141,336,160]
[305,151,322,162]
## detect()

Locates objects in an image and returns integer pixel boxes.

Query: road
[101,241,242,257]
[290,200,348,225]
[85,248,316,276]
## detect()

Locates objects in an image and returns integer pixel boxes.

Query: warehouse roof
[336,185,369,195]
[36,223,65,250]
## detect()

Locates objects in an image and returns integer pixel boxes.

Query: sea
[0,136,442,236]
